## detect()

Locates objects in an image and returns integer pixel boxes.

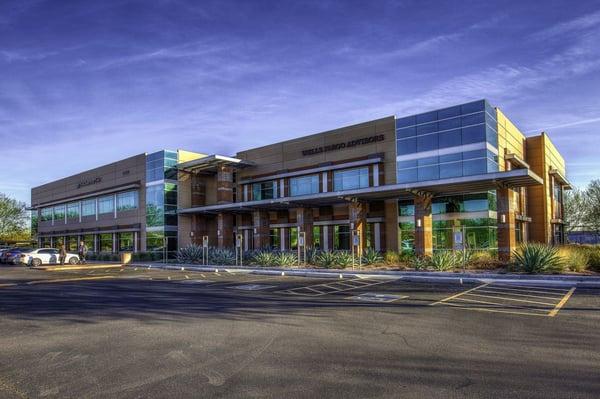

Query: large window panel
[397,168,418,183]
[117,191,139,211]
[418,165,439,181]
[98,196,114,214]
[41,208,53,222]
[438,117,461,131]
[438,129,461,148]
[417,133,438,152]
[416,123,437,135]
[463,159,487,176]
[461,112,485,126]
[439,161,462,178]
[53,205,65,222]
[396,126,416,139]
[81,199,96,217]
[396,138,416,155]
[252,181,275,200]
[67,202,79,219]
[462,125,486,144]
[290,174,319,196]
[333,167,369,191]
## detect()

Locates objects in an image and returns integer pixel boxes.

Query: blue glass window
[290,174,319,196]
[463,159,487,175]
[252,181,275,200]
[397,159,417,169]
[416,111,437,124]
[397,138,416,155]
[462,125,486,144]
[81,199,95,217]
[416,123,437,135]
[418,165,439,181]
[437,105,461,119]
[439,161,462,178]
[98,196,114,214]
[397,168,418,183]
[396,126,416,138]
[461,112,485,126]
[439,129,461,148]
[438,117,461,131]
[418,156,438,166]
[417,134,438,152]
[333,167,369,191]
[396,116,416,128]
[440,153,462,163]
[461,100,485,114]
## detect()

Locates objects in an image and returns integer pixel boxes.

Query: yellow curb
[35,264,123,271]
[25,276,115,285]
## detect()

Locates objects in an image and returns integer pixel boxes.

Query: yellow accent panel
[496,108,526,172]
[177,149,207,163]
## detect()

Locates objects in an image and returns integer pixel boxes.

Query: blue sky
[1,0,599,204]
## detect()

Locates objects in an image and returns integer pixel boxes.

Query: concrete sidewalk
[128,262,600,288]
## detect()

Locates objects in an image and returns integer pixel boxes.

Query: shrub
[274,252,298,267]
[558,246,589,272]
[314,251,337,268]
[208,248,236,265]
[251,250,277,267]
[335,251,355,268]
[361,248,383,265]
[305,248,320,265]
[513,243,564,273]
[399,250,415,263]
[384,250,400,265]
[176,244,204,264]
[431,251,459,271]
[586,246,600,272]
[410,256,429,271]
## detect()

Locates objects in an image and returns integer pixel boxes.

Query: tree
[585,179,600,231]
[0,194,29,242]
[564,188,590,232]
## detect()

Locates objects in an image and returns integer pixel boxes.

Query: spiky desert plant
[410,256,429,271]
[208,248,236,266]
[430,251,459,271]
[274,251,298,267]
[315,251,337,268]
[251,250,277,267]
[333,251,354,268]
[361,248,384,265]
[513,243,564,273]
[176,244,204,263]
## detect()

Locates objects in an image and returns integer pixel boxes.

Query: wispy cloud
[532,10,600,40]
[525,116,600,133]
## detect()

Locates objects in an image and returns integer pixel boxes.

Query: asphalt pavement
[0,265,599,399]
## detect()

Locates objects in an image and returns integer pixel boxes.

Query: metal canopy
[177,154,254,173]
[178,168,543,214]
[549,169,573,190]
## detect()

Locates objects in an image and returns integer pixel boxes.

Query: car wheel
[31,258,42,267]
[69,257,79,265]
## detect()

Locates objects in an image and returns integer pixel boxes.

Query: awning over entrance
[178,168,543,214]
[178,154,254,173]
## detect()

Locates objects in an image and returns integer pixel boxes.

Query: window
[438,129,461,148]
[333,167,369,191]
[83,235,95,252]
[398,201,415,216]
[397,138,416,155]
[252,181,275,200]
[333,225,350,250]
[98,196,114,214]
[462,125,485,144]
[397,168,418,183]
[269,228,280,250]
[396,126,416,139]
[99,233,113,252]
[66,236,78,251]
[117,191,138,211]
[417,133,438,152]
[81,199,96,217]
[67,202,79,219]
[289,227,298,250]
[312,226,321,250]
[418,165,439,181]
[53,205,65,222]
[118,232,134,251]
[41,208,53,222]
[290,175,319,196]
[463,159,487,176]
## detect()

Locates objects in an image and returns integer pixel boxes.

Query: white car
[20,248,80,267]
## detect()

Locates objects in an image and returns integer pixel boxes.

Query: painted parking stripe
[490,283,571,292]
[476,288,562,301]
[280,278,395,297]
[463,292,557,306]
[454,297,551,312]
[482,285,567,297]
[443,302,551,317]
[431,283,489,305]
[549,287,577,317]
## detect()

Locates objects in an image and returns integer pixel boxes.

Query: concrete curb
[127,262,600,288]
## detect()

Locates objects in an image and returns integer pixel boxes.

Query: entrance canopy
[178,168,543,214]
[178,154,254,173]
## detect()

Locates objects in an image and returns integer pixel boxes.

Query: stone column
[295,208,314,248]
[497,187,517,261]
[217,213,234,248]
[348,202,367,255]
[253,210,270,249]
[384,199,399,252]
[216,165,234,204]
[414,195,433,257]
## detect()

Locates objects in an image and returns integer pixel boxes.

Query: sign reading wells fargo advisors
[301,134,385,156]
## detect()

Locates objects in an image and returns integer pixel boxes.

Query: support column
[384,199,399,252]
[414,195,433,257]
[217,213,234,248]
[253,210,270,249]
[348,202,367,255]
[497,187,517,261]
[217,165,234,204]
[295,208,314,248]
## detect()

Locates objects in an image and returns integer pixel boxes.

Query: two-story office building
[31,100,570,260]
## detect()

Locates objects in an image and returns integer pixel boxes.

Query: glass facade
[333,167,369,191]
[269,228,280,249]
[99,233,113,252]
[396,100,499,183]
[67,203,79,219]
[82,199,95,217]
[98,196,114,214]
[333,225,350,250]
[146,150,179,254]
[289,174,319,196]
[41,207,52,222]
[118,232,134,251]
[117,191,139,211]
[53,205,65,222]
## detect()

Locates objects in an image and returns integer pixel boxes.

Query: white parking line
[280,278,395,297]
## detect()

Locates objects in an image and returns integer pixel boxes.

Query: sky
[1,0,600,204]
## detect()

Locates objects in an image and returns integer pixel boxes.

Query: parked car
[2,248,33,265]
[0,247,12,262]
[20,248,80,267]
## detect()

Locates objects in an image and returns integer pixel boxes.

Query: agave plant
[334,251,354,268]
[274,251,298,267]
[314,251,337,268]
[208,248,236,266]
[251,250,277,267]
[361,248,383,265]
[176,244,204,263]
[410,255,429,271]
[513,243,564,273]
[430,251,459,271]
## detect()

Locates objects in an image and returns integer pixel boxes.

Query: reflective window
[398,201,415,216]
[397,138,416,155]
[41,208,53,222]
[289,175,319,196]
[438,129,461,148]
[333,225,350,250]
[462,125,486,144]
[53,205,65,222]
[252,181,275,200]
[98,196,114,214]
[461,100,485,114]
[397,168,418,183]
[99,233,113,252]
[416,123,437,135]
[269,228,280,250]
[117,191,139,211]
[396,115,416,128]
[67,202,79,219]
[463,159,487,175]
[118,232,134,251]
[438,117,461,131]
[416,111,437,124]
[417,134,438,152]
[396,126,416,139]
[439,161,462,178]
[81,199,96,217]
[461,112,485,126]
[418,165,439,181]
[333,167,369,191]
[437,105,461,119]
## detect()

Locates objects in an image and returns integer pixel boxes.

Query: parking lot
[1,265,599,398]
